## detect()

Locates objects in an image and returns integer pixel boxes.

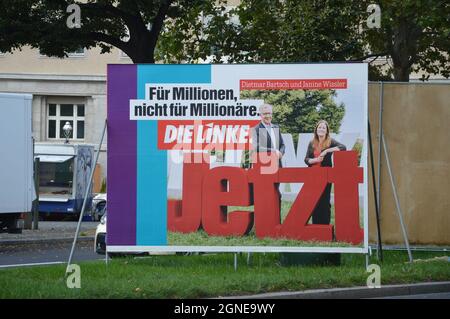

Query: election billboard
[107,63,368,254]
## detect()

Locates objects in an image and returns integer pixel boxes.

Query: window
[48,103,85,140]
[67,47,86,57]
[120,50,130,59]
[39,159,74,196]
[39,47,85,58]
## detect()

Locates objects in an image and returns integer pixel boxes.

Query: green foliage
[0,0,213,63]
[168,230,354,247]
[1,1,448,81]
[241,89,345,145]
[212,150,225,162]
[0,251,448,298]
[159,0,367,64]
[233,0,368,63]
[240,150,251,169]
[169,201,359,247]
[156,0,236,63]
[238,87,347,168]
[1,0,126,58]
[363,0,450,81]
[160,0,450,81]
[352,138,363,165]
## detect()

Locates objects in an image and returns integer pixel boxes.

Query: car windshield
[95,201,106,214]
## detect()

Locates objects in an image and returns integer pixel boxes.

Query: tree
[0,0,211,63]
[156,0,236,63]
[239,88,345,167]
[1,1,447,81]
[240,89,345,138]
[159,0,367,64]
[161,0,450,81]
[364,0,450,81]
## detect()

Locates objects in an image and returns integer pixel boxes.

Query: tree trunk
[127,44,155,63]
[124,28,156,63]
[130,53,155,64]
[393,66,410,82]
[390,19,422,82]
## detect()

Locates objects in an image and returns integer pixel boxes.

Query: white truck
[0,93,34,233]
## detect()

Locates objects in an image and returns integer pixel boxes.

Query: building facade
[0,46,132,191]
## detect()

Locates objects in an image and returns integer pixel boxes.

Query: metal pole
[105,252,109,266]
[381,134,413,263]
[365,246,372,270]
[105,219,109,265]
[66,119,107,274]
[377,82,384,226]
[33,158,40,230]
[25,140,35,230]
[368,122,383,261]
[234,253,238,271]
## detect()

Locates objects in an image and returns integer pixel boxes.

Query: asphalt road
[0,221,99,241]
[377,292,450,299]
[0,240,104,267]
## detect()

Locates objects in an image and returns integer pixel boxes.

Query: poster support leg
[381,134,413,263]
[234,253,238,271]
[377,82,384,228]
[365,246,374,270]
[368,121,383,261]
[66,119,108,275]
[105,231,109,266]
[376,82,384,260]
[33,157,40,230]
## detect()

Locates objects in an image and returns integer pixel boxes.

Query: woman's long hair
[312,120,331,150]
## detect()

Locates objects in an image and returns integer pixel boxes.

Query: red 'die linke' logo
[158,120,259,151]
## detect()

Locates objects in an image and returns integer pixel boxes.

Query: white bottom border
[107,245,368,254]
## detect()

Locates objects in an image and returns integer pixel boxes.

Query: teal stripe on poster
[136,64,211,245]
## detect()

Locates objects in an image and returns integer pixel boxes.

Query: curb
[221,281,450,299]
[0,237,95,246]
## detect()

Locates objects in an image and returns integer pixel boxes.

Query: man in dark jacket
[250,103,285,210]
[251,103,285,168]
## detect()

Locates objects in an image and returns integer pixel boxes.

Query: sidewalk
[0,221,97,245]
[221,281,450,299]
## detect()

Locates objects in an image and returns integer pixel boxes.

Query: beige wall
[368,83,450,245]
[0,46,131,76]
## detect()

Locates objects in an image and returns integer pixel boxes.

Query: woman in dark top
[304,120,346,225]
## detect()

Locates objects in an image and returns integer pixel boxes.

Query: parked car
[91,193,107,221]
[93,208,196,257]
[94,211,148,257]
[94,207,106,254]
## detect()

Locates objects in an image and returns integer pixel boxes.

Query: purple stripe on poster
[107,64,137,245]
